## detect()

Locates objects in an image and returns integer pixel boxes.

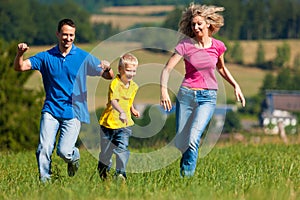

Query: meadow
[7,5,300,200]
[1,141,300,200]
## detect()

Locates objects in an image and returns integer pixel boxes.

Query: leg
[175,86,195,152]
[36,112,60,182]
[113,127,131,179]
[56,117,81,177]
[180,90,217,177]
[180,103,215,176]
[98,126,114,179]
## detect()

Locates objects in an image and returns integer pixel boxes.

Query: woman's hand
[160,92,172,111]
[235,85,246,107]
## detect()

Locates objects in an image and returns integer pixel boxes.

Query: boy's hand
[119,112,128,124]
[130,107,140,118]
[131,110,140,118]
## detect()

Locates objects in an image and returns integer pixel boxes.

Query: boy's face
[119,64,137,83]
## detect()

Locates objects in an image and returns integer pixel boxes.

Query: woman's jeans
[175,86,217,177]
[36,112,81,181]
[98,126,131,177]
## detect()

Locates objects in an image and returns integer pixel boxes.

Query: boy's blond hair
[119,53,138,68]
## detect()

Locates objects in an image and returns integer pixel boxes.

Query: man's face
[56,25,75,49]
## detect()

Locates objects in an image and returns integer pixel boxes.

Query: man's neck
[59,45,72,57]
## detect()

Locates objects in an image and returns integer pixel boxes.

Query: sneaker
[98,167,108,180]
[97,162,108,180]
[68,159,79,177]
[40,176,51,183]
[114,173,127,182]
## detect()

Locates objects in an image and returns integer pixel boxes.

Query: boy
[98,53,140,180]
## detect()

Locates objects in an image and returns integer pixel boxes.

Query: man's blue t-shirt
[29,44,102,123]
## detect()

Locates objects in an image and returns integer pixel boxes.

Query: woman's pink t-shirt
[175,37,226,90]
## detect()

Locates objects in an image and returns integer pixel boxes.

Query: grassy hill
[24,43,266,110]
[24,38,300,110]
[23,5,300,110]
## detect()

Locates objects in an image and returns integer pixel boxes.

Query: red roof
[266,90,300,111]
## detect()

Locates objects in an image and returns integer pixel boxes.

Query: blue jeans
[36,112,81,180]
[98,126,131,176]
[175,86,217,177]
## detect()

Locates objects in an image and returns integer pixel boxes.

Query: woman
[160,3,246,177]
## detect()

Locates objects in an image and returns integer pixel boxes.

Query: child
[98,53,140,181]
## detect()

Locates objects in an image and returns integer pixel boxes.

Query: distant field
[90,15,166,29]
[101,5,175,15]
[24,39,300,110]
[91,5,175,29]
[236,39,300,66]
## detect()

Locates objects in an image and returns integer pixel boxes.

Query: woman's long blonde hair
[178,2,225,37]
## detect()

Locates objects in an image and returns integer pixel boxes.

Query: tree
[293,53,300,70]
[274,42,291,68]
[0,41,43,151]
[260,73,276,95]
[0,0,95,45]
[229,41,243,64]
[256,42,266,68]
[93,22,120,41]
[276,68,292,90]
[162,6,183,30]
[223,111,241,133]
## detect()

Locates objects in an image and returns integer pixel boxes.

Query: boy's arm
[130,105,140,118]
[111,99,127,124]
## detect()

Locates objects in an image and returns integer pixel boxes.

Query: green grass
[1,143,300,200]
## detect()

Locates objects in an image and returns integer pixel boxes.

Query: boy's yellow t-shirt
[99,75,138,129]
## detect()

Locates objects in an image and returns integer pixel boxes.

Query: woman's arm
[160,52,182,111]
[216,53,246,107]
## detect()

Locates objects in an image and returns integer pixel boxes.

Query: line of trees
[162,0,300,40]
[0,0,119,45]
[1,0,300,46]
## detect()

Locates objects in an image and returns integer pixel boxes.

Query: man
[14,18,114,182]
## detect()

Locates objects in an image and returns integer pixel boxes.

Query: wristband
[104,68,111,72]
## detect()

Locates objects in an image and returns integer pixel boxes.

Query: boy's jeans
[36,112,81,181]
[98,126,131,176]
[175,86,217,177]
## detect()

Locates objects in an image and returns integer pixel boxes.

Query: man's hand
[100,60,114,79]
[17,43,29,56]
[100,60,111,71]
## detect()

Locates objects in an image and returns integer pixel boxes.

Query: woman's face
[191,16,209,38]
